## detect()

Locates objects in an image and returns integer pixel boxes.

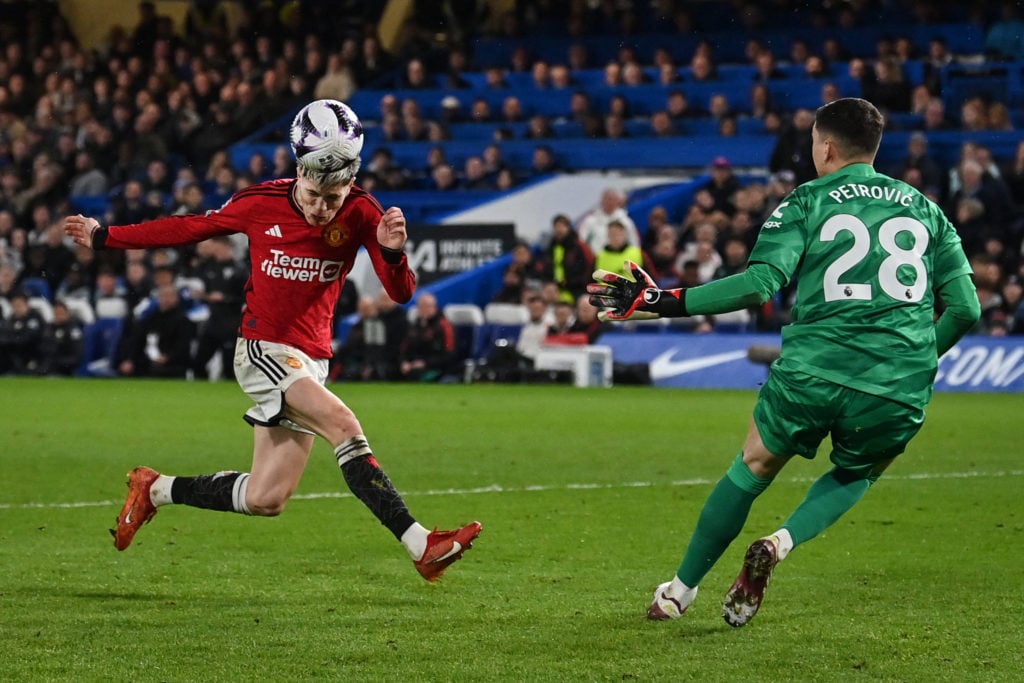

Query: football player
[590,98,980,626]
[66,100,481,581]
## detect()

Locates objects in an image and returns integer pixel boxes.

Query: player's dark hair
[814,98,883,158]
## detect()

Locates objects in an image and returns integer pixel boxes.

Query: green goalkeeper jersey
[748,163,972,407]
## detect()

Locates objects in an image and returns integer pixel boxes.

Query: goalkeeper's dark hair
[814,98,883,159]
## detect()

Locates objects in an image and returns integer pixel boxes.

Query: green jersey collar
[832,162,876,178]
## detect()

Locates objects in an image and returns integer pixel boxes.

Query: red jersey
[104,179,416,359]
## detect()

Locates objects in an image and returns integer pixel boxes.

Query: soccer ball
[289,99,364,171]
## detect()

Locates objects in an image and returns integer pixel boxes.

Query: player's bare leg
[111,427,311,550]
[283,378,481,580]
[245,426,315,515]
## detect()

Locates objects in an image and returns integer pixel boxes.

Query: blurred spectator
[354,35,395,87]
[987,102,1014,131]
[923,38,954,95]
[681,188,731,236]
[594,220,643,278]
[959,97,989,132]
[462,156,493,190]
[649,110,678,137]
[431,164,458,191]
[190,236,247,380]
[970,254,1007,334]
[515,293,551,365]
[530,144,562,176]
[333,296,390,381]
[546,300,576,337]
[172,181,208,215]
[0,290,45,374]
[689,52,718,82]
[374,290,410,377]
[535,213,593,304]
[642,204,678,251]
[701,156,741,216]
[577,187,640,252]
[891,132,944,197]
[68,150,109,197]
[666,89,702,120]
[492,240,537,304]
[526,114,555,139]
[676,222,722,284]
[645,228,681,288]
[1004,140,1024,208]
[568,295,606,342]
[985,1,1024,61]
[713,237,750,279]
[769,107,816,184]
[443,47,473,89]
[922,97,955,131]
[946,157,1014,235]
[119,282,195,378]
[38,299,84,375]
[1000,275,1024,334]
[752,50,786,81]
[865,56,911,113]
[107,179,159,226]
[314,51,357,102]
[398,293,454,382]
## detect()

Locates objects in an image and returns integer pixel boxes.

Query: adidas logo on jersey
[265,225,282,237]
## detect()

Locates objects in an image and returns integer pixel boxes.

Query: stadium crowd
[1,0,1024,379]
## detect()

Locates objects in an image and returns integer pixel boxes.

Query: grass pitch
[0,378,1021,682]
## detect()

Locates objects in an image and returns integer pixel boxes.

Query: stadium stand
[2,0,1024,379]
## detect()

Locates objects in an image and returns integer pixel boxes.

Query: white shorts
[234,338,329,434]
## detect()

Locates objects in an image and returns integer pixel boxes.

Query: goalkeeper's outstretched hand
[587,260,662,321]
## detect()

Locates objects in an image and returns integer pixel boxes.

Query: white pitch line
[1,469,1022,511]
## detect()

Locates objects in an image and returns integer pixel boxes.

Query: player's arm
[934,273,981,357]
[588,260,785,321]
[366,206,416,304]
[65,212,234,251]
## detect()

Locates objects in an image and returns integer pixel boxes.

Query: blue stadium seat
[19,277,52,301]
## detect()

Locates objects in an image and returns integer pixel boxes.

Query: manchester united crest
[322,224,347,247]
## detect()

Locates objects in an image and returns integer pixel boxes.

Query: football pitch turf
[1,377,1021,682]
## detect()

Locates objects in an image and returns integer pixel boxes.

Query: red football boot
[413,521,482,582]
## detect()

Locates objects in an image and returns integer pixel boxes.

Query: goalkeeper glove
[587,261,689,322]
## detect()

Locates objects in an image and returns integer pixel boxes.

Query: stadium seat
[442,303,486,380]
[484,302,529,325]
[19,277,52,301]
[95,297,128,319]
[28,296,54,323]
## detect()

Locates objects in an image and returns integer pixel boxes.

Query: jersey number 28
[820,214,929,303]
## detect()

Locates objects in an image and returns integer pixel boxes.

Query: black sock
[171,471,250,513]
[341,455,416,539]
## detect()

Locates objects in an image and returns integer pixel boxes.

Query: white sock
[666,576,698,602]
[771,528,794,561]
[401,522,430,560]
[149,475,176,507]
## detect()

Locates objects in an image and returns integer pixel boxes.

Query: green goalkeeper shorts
[753,359,926,475]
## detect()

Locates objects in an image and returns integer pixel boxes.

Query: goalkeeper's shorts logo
[644,289,661,304]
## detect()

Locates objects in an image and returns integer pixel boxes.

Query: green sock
[677,453,773,587]
[782,466,872,547]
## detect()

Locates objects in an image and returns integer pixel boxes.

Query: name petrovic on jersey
[261,248,343,282]
[828,183,915,206]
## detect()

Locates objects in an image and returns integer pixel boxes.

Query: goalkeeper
[589,98,980,627]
